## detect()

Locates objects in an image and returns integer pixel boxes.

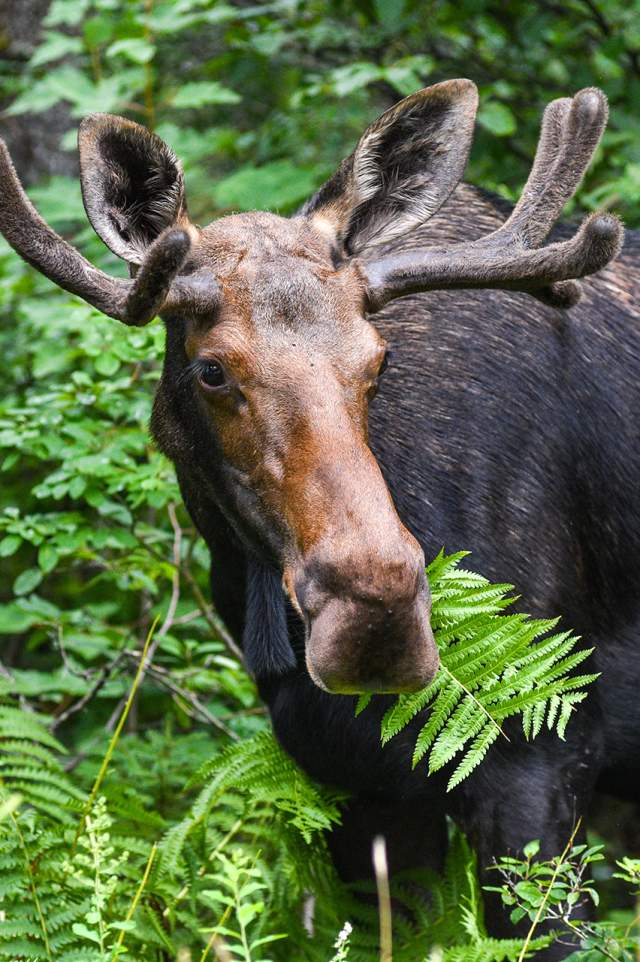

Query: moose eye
[199,360,226,389]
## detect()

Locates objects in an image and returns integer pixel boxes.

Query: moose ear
[78,114,189,265]
[303,79,478,255]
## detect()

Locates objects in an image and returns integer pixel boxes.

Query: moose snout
[290,542,440,695]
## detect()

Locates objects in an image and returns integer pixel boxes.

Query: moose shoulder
[1,80,636,954]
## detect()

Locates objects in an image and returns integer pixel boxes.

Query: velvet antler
[360,88,623,312]
[0,140,219,325]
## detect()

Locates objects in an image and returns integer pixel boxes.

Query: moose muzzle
[289,532,439,695]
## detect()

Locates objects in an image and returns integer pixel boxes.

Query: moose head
[0,80,622,695]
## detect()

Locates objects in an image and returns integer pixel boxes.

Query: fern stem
[110,842,157,961]
[73,617,158,851]
[10,810,53,962]
[440,664,509,742]
[208,817,244,865]
[516,819,582,962]
[236,872,253,962]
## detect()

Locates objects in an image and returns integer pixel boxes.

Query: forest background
[1,2,640,960]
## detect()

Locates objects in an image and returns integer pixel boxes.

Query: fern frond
[369,554,597,790]
[0,701,83,823]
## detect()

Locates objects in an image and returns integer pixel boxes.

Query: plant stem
[110,842,157,961]
[373,835,393,962]
[441,664,509,742]
[10,811,53,962]
[517,819,583,962]
[73,618,158,850]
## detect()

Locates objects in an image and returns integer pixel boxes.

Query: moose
[1,79,637,952]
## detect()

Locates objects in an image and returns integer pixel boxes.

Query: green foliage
[488,837,640,962]
[3,0,640,225]
[0,703,84,822]
[1,1,639,960]
[358,552,597,789]
[0,708,560,961]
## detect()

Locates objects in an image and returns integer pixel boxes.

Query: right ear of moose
[78,113,189,265]
[303,78,479,256]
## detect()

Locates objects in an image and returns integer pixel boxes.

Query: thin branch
[129,511,244,664]
[180,564,244,664]
[110,843,158,962]
[156,501,182,639]
[51,653,126,731]
[173,608,203,626]
[121,650,238,740]
[56,627,94,679]
[73,621,157,851]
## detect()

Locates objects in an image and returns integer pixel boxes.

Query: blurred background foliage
[1,1,640,959]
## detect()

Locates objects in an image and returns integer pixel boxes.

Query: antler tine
[501,97,572,246]
[123,227,222,325]
[363,211,622,310]
[123,226,194,326]
[501,88,608,248]
[0,138,129,319]
[361,87,623,313]
[0,138,219,325]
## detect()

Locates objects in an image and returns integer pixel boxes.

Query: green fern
[0,702,85,822]
[191,730,347,842]
[153,730,348,956]
[358,552,598,790]
[0,554,601,961]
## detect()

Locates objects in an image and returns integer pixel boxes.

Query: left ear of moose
[303,78,479,256]
[78,113,190,265]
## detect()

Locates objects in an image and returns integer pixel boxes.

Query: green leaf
[29,31,84,68]
[0,603,40,634]
[94,352,121,376]
[478,101,517,137]
[38,544,59,574]
[71,922,101,944]
[44,0,90,26]
[355,693,372,716]
[367,554,595,788]
[13,568,44,596]
[0,535,22,558]
[213,162,323,212]
[170,81,241,108]
[106,38,155,64]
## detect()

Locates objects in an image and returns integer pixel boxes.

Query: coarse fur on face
[152,209,437,694]
[71,83,487,695]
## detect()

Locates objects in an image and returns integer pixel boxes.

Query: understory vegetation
[2,0,640,959]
